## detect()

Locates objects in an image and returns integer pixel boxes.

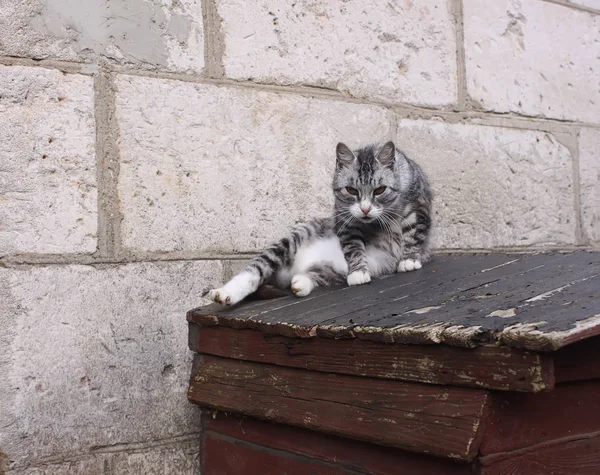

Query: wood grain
[204,413,473,475]
[478,435,600,475]
[481,380,600,455]
[189,355,489,461]
[190,325,554,392]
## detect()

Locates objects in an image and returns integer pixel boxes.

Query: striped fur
[207,141,432,305]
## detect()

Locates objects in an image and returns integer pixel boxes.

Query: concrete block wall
[0,0,599,473]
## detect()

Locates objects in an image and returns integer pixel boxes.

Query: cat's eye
[345,187,359,196]
[373,186,387,195]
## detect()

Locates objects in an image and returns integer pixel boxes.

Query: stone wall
[1,0,599,473]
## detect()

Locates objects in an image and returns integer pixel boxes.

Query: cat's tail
[206,218,330,306]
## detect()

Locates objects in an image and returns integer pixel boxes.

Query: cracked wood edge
[187,310,600,351]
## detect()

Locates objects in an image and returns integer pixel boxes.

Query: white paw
[207,288,238,306]
[347,270,371,286]
[291,274,315,297]
[398,259,422,272]
[207,272,258,306]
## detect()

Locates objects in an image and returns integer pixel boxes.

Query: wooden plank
[188,251,600,350]
[188,355,489,461]
[204,435,345,475]
[204,413,473,475]
[190,325,554,392]
[478,435,600,475]
[239,254,520,329]
[481,380,600,455]
[554,336,600,383]
[193,254,515,322]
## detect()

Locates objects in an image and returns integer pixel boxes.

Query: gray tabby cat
[207,141,432,305]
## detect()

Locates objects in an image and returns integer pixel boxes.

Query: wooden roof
[189,251,600,352]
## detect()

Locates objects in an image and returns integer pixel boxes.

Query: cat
[207,141,432,306]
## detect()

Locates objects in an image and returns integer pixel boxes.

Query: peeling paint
[407,305,444,315]
[525,274,598,302]
[487,308,517,318]
[480,258,519,273]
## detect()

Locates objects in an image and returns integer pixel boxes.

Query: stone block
[217,0,457,107]
[0,261,221,469]
[0,65,96,255]
[395,120,576,248]
[579,128,600,243]
[464,0,600,123]
[115,75,394,254]
[0,0,204,72]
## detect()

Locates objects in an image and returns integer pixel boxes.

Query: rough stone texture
[0,261,221,471]
[0,65,97,255]
[0,0,204,72]
[7,440,200,475]
[395,120,576,249]
[115,75,394,254]
[579,128,600,244]
[464,0,600,123]
[217,0,457,108]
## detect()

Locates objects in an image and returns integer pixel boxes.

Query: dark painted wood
[191,325,554,392]
[204,413,473,475]
[188,251,600,350]
[478,435,600,475]
[481,380,600,455]
[204,435,346,475]
[188,355,489,461]
[555,336,600,383]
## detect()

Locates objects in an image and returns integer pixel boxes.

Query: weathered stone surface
[115,75,394,254]
[395,120,576,249]
[0,65,97,255]
[464,0,600,123]
[7,439,200,474]
[217,0,457,108]
[579,128,600,244]
[0,0,204,72]
[0,261,220,469]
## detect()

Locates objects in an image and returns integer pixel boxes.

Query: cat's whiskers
[381,209,415,238]
[377,213,394,237]
[336,214,355,236]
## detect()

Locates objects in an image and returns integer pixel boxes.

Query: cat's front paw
[398,259,422,272]
[207,288,238,306]
[347,270,371,286]
[291,274,315,297]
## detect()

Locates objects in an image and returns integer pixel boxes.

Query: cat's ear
[336,142,356,169]
[376,141,396,168]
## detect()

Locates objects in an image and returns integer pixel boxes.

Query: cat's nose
[361,206,372,215]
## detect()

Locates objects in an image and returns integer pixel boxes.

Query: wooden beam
[478,434,600,475]
[204,413,473,475]
[188,355,489,461]
[190,324,554,392]
[481,380,600,456]
[204,435,344,474]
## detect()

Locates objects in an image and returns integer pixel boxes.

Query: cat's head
[333,141,400,223]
